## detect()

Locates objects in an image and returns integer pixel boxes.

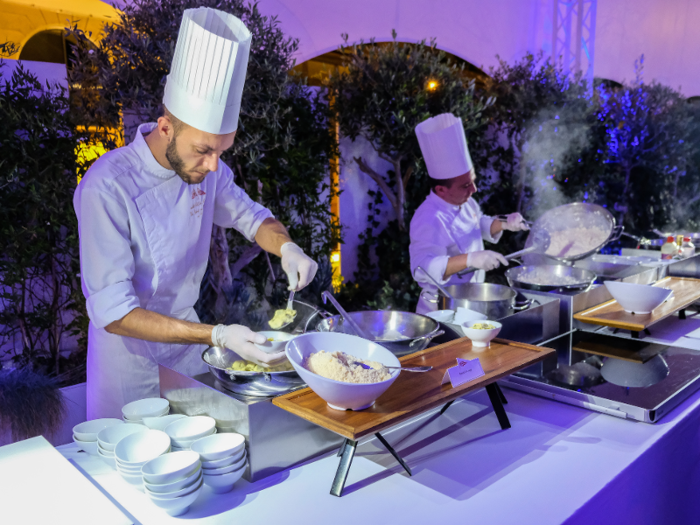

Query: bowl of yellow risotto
[461,320,502,349]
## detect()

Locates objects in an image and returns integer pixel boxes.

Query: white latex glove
[211,324,285,366]
[467,250,509,271]
[502,212,530,232]
[281,242,318,291]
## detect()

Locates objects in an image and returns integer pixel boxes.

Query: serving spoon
[350,360,432,373]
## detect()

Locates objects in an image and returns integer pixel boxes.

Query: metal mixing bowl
[202,346,305,397]
[315,310,442,357]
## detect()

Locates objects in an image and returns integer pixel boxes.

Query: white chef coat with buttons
[409,191,502,314]
[74,123,273,419]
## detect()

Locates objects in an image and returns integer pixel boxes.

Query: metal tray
[506,264,596,292]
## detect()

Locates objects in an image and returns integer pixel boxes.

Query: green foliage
[0,62,87,384]
[67,0,340,325]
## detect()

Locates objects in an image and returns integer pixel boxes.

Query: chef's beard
[166,136,208,185]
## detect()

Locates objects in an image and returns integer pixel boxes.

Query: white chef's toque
[415,113,473,180]
[163,7,251,135]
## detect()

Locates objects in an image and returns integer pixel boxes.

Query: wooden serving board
[573,276,700,332]
[273,338,554,440]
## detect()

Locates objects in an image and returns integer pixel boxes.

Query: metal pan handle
[609,225,624,243]
[513,298,534,311]
[409,330,445,347]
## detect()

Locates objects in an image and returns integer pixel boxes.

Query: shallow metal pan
[506,264,597,292]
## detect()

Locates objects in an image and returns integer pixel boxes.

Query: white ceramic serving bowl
[118,469,144,490]
[142,414,187,431]
[146,479,203,517]
[72,418,123,442]
[141,451,201,485]
[97,447,117,469]
[286,332,400,411]
[169,427,217,450]
[254,330,296,353]
[604,281,674,314]
[145,470,202,499]
[190,433,245,462]
[202,467,245,493]
[116,458,146,472]
[145,464,202,494]
[202,452,246,475]
[165,416,216,444]
[122,398,170,420]
[73,435,99,456]
[114,429,171,467]
[200,448,244,469]
[461,320,502,349]
[98,423,147,451]
[425,309,455,323]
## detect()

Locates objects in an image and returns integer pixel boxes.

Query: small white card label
[441,358,485,388]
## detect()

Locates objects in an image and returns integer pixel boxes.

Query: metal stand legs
[485,383,511,430]
[330,432,411,497]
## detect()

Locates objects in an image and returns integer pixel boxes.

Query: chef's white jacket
[409,191,501,313]
[73,123,273,418]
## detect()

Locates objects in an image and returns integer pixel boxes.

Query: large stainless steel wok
[505,264,597,292]
[315,310,443,357]
[202,346,305,397]
[525,202,623,263]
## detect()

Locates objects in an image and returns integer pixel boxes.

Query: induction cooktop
[499,330,700,422]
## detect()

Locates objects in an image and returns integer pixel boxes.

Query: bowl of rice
[286,332,401,411]
[461,320,502,350]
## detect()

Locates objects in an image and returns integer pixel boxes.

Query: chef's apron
[86,175,211,419]
[415,206,486,315]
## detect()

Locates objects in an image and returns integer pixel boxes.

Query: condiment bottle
[677,235,685,253]
[661,236,678,260]
[681,237,696,258]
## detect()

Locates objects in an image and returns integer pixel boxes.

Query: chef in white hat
[409,113,528,314]
[73,8,318,419]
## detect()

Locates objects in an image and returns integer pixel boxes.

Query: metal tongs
[456,228,551,277]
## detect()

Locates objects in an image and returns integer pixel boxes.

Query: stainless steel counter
[158,365,343,483]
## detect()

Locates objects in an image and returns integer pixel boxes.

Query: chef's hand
[211,324,286,365]
[281,242,318,291]
[502,212,530,232]
[467,250,509,271]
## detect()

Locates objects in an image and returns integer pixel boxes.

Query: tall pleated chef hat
[163,7,251,135]
[415,113,473,180]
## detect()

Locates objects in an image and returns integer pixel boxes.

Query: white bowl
[117,460,146,473]
[425,310,455,323]
[118,469,144,490]
[97,447,116,469]
[141,451,201,485]
[200,448,244,469]
[97,442,114,456]
[73,418,123,442]
[73,435,99,456]
[122,398,170,420]
[601,354,670,387]
[98,423,147,451]
[254,331,296,353]
[454,307,488,325]
[142,414,187,431]
[115,429,171,467]
[190,433,245,461]
[146,481,203,516]
[202,467,245,493]
[145,471,202,499]
[202,452,246,475]
[604,281,674,314]
[165,416,216,443]
[171,427,217,449]
[145,465,201,494]
[286,332,400,411]
[462,320,502,349]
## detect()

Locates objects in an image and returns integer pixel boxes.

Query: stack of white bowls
[121,398,170,424]
[114,429,171,488]
[97,423,147,468]
[191,433,247,493]
[72,418,123,456]
[141,451,203,516]
[165,416,216,451]
[143,414,187,431]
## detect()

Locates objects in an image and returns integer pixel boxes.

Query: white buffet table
[5,314,700,525]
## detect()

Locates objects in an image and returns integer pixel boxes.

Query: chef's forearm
[255,217,292,257]
[443,254,469,279]
[490,218,504,236]
[105,308,215,346]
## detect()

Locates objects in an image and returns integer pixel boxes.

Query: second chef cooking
[409,113,529,314]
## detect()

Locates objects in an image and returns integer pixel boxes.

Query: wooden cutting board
[573,276,700,332]
[273,338,554,440]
